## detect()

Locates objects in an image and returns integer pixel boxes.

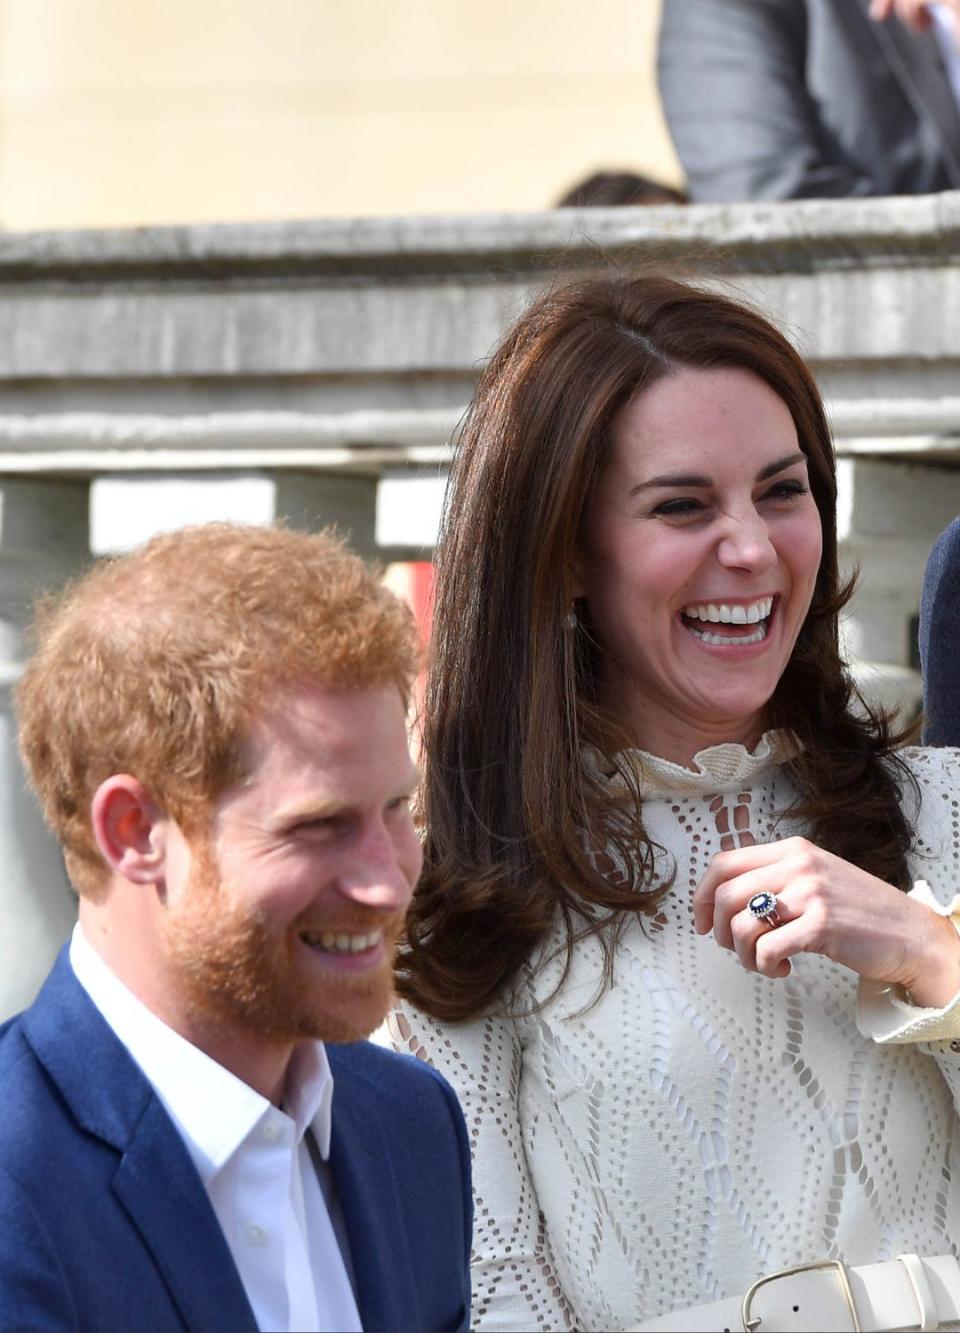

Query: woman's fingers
[710,869,790,949]
[753,916,813,978]
[729,905,771,972]
[693,839,798,935]
[696,837,960,1001]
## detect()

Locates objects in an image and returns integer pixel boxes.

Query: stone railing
[2,192,959,1017]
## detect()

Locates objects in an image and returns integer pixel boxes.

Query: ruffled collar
[586,729,800,798]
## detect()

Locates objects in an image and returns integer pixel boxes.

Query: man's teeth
[300,930,382,954]
[682,596,774,624]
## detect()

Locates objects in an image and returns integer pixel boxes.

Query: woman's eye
[762,480,808,502]
[652,497,706,518]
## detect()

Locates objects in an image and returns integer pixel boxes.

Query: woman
[386,276,960,1331]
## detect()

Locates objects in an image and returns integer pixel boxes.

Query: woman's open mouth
[678,595,776,647]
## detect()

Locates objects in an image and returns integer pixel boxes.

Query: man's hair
[17,523,418,900]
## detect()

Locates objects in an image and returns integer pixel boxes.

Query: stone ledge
[0,405,954,477]
[0,192,956,280]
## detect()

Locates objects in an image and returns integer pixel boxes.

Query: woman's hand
[693,837,960,1008]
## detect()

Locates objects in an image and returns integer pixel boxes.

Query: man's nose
[337,822,417,910]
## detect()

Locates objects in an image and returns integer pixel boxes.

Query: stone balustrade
[2,192,959,1017]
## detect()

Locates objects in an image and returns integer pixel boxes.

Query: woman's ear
[90,776,168,884]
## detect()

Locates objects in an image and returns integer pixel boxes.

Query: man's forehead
[237,681,413,779]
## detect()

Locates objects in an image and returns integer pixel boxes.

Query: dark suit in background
[921,517,960,746]
[658,0,960,201]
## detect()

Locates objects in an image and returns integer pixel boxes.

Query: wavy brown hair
[396,274,914,1022]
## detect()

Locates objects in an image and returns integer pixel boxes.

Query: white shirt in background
[69,924,362,1333]
[931,3,960,107]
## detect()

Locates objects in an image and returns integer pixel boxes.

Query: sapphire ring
[747,890,781,928]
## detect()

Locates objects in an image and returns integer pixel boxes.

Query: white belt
[637,1254,960,1332]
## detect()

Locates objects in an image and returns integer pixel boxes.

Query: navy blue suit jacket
[920,517,960,746]
[0,949,472,1332]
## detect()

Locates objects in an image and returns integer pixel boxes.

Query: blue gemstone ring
[747,890,781,927]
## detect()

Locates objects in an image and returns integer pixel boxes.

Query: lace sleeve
[384,1002,576,1332]
[857,747,960,1111]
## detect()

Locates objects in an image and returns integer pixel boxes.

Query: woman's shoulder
[895,744,960,791]
[895,746,960,877]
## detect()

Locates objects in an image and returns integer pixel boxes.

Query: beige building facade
[0,0,680,230]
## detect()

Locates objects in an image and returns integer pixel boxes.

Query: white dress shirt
[69,924,362,1333]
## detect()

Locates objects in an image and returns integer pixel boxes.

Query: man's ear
[90,776,168,884]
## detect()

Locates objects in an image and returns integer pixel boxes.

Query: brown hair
[397,274,913,1022]
[17,523,418,899]
[555,170,688,208]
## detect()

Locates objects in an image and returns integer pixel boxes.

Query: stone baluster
[0,479,90,1020]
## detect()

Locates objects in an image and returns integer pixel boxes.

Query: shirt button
[950,1039,960,1054]
[247,1223,267,1246]
[262,1121,280,1142]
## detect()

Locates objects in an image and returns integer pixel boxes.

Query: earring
[565,604,579,630]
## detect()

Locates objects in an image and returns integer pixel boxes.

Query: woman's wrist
[900,907,960,1009]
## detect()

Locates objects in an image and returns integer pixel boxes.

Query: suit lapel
[327,1066,420,1333]
[112,1099,258,1333]
[24,951,257,1333]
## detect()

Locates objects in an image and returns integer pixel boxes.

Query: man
[920,516,960,745]
[0,523,471,1332]
[658,0,960,202]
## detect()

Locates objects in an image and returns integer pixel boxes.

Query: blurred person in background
[383,275,960,1331]
[555,170,687,207]
[658,0,960,202]
[920,516,960,745]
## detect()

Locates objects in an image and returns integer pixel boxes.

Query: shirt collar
[69,923,334,1175]
[284,1039,334,1156]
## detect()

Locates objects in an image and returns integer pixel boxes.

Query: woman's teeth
[682,596,773,624]
[688,624,767,646]
[681,597,774,647]
[299,929,381,954]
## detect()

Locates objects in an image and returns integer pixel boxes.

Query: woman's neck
[617,709,766,769]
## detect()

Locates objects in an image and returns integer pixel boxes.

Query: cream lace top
[379,738,960,1331]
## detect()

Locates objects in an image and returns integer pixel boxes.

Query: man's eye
[294,817,340,836]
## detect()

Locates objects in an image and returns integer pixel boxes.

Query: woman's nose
[716,511,777,572]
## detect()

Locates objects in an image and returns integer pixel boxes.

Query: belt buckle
[741,1258,860,1332]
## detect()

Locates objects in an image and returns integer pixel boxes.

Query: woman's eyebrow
[756,450,807,481]
[630,471,710,494]
[631,451,807,495]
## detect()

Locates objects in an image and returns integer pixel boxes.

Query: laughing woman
[386,277,960,1332]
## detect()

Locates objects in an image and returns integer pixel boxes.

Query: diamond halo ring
[747,890,781,928]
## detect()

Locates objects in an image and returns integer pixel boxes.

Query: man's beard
[162,849,401,1045]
